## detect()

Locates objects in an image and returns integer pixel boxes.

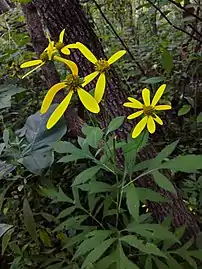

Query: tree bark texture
[31,0,200,237]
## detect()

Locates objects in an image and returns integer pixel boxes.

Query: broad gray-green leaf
[0,84,26,109]
[82,125,103,148]
[106,116,125,135]
[81,238,115,269]
[178,105,191,116]
[125,183,139,222]
[0,143,5,155]
[0,161,16,180]
[160,155,202,172]
[23,198,38,244]
[19,147,54,175]
[152,171,176,194]
[2,228,14,255]
[0,223,13,238]
[72,166,100,186]
[3,129,9,145]
[142,76,164,84]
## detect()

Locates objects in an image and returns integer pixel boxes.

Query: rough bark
[0,0,9,13]
[32,0,200,237]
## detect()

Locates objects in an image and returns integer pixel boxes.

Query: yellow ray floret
[74,42,126,103]
[123,84,171,139]
[40,62,100,129]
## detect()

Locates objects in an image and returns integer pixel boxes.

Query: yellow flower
[123,84,171,139]
[40,61,100,129]
[20,29,75,78]
[73,42,126,103]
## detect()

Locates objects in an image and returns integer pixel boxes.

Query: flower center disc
[95,59,109,73]
[143,105,154,116]
[66,74,84,92]
[55,41,64,50]
[39,51,49,62]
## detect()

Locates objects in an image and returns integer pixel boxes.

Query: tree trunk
[32,0,200,237]
[0,0,9,13]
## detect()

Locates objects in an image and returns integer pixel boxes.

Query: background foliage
[0,0,202,268]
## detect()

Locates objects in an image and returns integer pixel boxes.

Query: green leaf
[161,48,173,75]
[160,155,202,172]
[2,228,14,255]
[3,129,9,145]
[136,188,167,202]
[189,250,202,261]
[166,253,183,269]
[0,223,13,238]
[126,224,179,243]
[23,199,38,244]
[81,238,115,269]
[144,243,167,258]
[150,140,179,168]
[72,166,100,186]
[120,235,148,253]
[78,182,112,193]
[95,251,116,269]
[125,183,139,222]
[39,229,51,247]
[56,206,75,219]
[178,105,191,116]
[152,171,176,194]
[153,257,169,269]
[197,112,202,123]
[53,141,78,153]
[39,186,73,204]
[106,116,125,135]
[142,76,164,84]
[74,230,112,259]
[82,126,103,148]
[54,215,88,231]
[0,84,26,109]
[116,243,139,269]
[0,183,13,211]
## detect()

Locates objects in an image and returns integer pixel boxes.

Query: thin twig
[146,0,201,43]
[168,0,202,23]
[91,0,146,75]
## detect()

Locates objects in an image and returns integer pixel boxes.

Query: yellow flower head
[40,61,100,129]
[123,84,171,139]
[73,42,126,103]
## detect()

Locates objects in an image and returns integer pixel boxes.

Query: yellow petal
[61,46,70,55]
[82,71,99,87]
[40,82,67,114]
[54,56,78,75]
[94,73,106,103]
[20,59,43,68]
[66,43,79,49]
[155,105,171,110]
[107,50,126,65]
[142,88,150,106]
[76,42,97,64]
[22,62,45,79]
[46,90,73,129]
[59,29,65,43]
[153,114,163,125]
[46,41,55,60]
[151,84,166,107]
[147,116,156,134]
[77,87,100,113]
[127,97,143,108]
[132,116,148,139]
[127,110,143,120]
